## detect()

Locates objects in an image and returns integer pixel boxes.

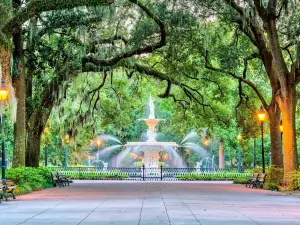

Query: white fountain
[124,96,178,168]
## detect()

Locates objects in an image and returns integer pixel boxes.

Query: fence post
[142,165,145,181]
[160,165,163,181]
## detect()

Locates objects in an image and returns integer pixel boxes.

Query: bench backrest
[259,173,267,182]
[5,180,15,187]
[50,172,58,180]
[250,173,259,182]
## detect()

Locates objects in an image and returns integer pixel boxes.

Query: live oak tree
[1,0,299,178]
[169,0,300,179]
[10,0,168,167]
[0,0,114,167]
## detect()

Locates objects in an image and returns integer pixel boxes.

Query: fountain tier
[124,96,179,168]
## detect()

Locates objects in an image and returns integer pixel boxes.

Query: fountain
[93,96,213,169]
[124,96,178,168]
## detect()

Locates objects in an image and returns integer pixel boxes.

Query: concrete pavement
[0,180,300,225]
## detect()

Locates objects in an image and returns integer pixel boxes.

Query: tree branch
[82,0,166,71]
[205,51,269,109]
[2,0,113,37]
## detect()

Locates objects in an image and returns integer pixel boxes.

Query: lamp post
[44,127,49,167]
[45,144,48,167]
[237,133,242,172]
[279,120,284,159]
[95,139,103,161]
[64,134,70,170]
[257,106,266,173]
[253,139,256,168]
[0,79,8,184]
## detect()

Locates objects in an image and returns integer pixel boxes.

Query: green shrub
[286,170,300,190]
[5,167,52,185]
[55,170,129,180]
[233,178,248,184]
[176,170,252,181]
[1,167,53,196]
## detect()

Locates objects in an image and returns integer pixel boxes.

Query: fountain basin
[125,142,178,148]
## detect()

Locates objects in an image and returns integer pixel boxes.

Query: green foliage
[5,167,51,185]
[2,167,52,196]
[286,170,300,191]
[158,162,166,167]
[58,170,128,180]
[176,170,252,181]
[133,161,144,167]
[5,0,295,169]
[233,178,248,184]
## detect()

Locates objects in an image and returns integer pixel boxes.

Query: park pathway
[0,180,300,225]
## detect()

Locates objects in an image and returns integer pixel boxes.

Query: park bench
[245,173,259,188]
[57,171,72,186]
[50,172,65,187]
[0,180,16,201]
[252,173,267,189]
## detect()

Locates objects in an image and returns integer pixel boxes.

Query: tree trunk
[13,70,26,167]
[26,126,42,167]
[12,16,26,167]
[268,105,283,168]
[26,109,50,167]
[264,18,298,182]
[278,86,298,181]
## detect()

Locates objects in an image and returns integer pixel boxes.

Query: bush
[286,170,300,190]
[56,170,128,180]
[233,178,248,184]
[1,167,53,196]
[176,170,252,181]
[253,166,283,190]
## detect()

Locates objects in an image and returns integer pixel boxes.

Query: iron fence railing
[49,166,252,181]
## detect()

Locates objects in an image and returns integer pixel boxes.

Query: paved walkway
[1,180,300,225]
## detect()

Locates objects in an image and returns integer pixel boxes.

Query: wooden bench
[0,180,16,201]
[245,173,259,188]
[252,173,267,189]
[57,171,72,186]
[50,172,65,187]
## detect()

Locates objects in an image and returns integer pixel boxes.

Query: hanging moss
[261,0,269,8]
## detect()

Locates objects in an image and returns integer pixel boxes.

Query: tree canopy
[0,0,300,182]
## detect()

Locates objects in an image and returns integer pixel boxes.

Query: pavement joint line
[77,198,108,225]
[175,190,202,225]
[17,199,70,225]
[198,187,259,225]
[159,183,172,225]
[277,205,300,221]
[138,182,147,225]
[223,202,260,225]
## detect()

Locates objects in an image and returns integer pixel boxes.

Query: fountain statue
[102,161,108,172]
[149,96,155,119]
[92,160,109,171]
[195,161,202,173]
